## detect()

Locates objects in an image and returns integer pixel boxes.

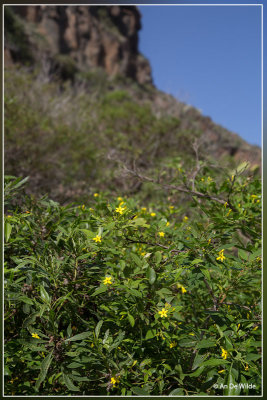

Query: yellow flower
[158,308,168,318]
[253,325,259,331]
[237,323,240,331]
[183,216,188,222]
[201,177,205,182]
[89,207,94,211]
[41,352,45,358]
[93,235,102,243]
[103,276,112,285]
[110,376,120,387]
[150,212,156,217]
[221,347,228,360]
[117,197,123,201]
[226,209,232,216]
[132,360,137,367]
[94,193,99,197]
[216,249,226,262]
[158,231,165,237]
[189,333,195,336]
[169,205,174,209]
[244,364,249,371]
[231,175,234,181]
[141,207,147,211]
[32,333,40,339]
[224,202,228,208]
[169,341,177,348]
[208,238,211,245]
[207,176,213,182]
[181,286,187,294]
[218,369,225,374]
[166,221,170,227]
[81,204,85,210]
[115,205,126,214]
[110,377,116,386]
[7,215,12,218]
[141,252,146,256]
[91,343,94,348]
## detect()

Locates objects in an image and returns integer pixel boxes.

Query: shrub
[4,166,261,395]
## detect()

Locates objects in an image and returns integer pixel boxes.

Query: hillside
[4,5,260,203]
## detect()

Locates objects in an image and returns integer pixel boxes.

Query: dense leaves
[4,169,261,395]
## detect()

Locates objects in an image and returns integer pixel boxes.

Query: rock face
[9,5,153,85]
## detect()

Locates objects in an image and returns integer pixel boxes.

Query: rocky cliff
[5,5,152,85]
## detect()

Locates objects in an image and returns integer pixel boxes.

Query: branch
[124,165,228,206]
[125,236,186,254]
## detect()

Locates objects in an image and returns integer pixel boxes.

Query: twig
[124,165,228,206]
[125,236,186,254]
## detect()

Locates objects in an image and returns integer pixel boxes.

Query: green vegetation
[4,12,261,394]
[4,166,261,395]
[5,65,199,203]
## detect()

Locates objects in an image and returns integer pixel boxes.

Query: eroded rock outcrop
[8,5,152,84]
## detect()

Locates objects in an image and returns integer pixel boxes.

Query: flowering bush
[4,169,261,395]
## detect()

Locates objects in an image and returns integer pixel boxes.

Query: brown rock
[9,5,153,85]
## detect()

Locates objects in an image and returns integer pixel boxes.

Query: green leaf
[196,339,217,349]
[191,258,203,265]
[192,353,208,370]
[238,248,249,261]
[200,267,211,281]
[35,350,54,391]
[224,365,240,395]
[186,366,205,377]
[154,251,162,264]
[63,373,80,391]
[5,222,12,242]
[40,286,51,304]
[130,253,143,268]
[145,329,157,340]
[67,362,83,369]
[249,248,261,261]
[179,338,197,347]
[20,296,34,305]
[95,320,103,339]
[169,388,184,395]
[201,358,229,367]
[147,267,156,284]
[91,286,108,296]
[156,288,172,297]
[127,313,135,327]
[65,331,91,343]
[129,288,142,298]
[131,387,150,395]
[130,218,149,227]
[80,229,94,238]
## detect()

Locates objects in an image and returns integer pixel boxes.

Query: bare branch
[124,165,228,206]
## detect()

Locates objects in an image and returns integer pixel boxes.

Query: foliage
[4,66,195,203]
[4,167,261,396]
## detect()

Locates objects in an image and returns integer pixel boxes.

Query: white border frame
[2,2,263,398]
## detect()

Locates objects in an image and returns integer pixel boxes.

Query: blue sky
[138,5,262,147]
